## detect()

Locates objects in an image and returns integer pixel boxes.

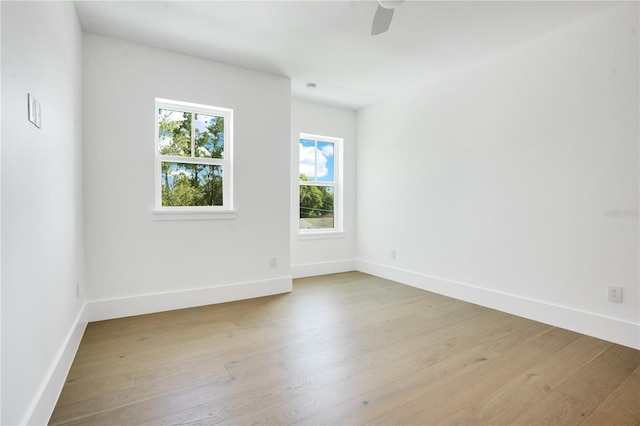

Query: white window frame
[298,133,343,236]
[153,98,235,220]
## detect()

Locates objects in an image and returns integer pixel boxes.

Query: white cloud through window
[299,142,333,179]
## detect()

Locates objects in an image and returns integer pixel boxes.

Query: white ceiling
[74,0,614,110]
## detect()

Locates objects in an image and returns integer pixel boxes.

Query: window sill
[298,231,344,240]
[152,209,238,221]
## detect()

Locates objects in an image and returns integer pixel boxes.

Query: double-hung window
[155,98,233,215]
[299,133,342,233]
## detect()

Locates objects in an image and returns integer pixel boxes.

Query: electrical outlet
[75,282,80,299]
[270,257,278,268]
[608,286,622,303]
[390,249,397,259]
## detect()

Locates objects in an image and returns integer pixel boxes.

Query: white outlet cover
[608,286,622,303]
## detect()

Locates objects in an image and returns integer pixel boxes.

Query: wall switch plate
[608,286,622,303]
[27,93,41,128]
[28,93,36,125]
[35,99,42,128]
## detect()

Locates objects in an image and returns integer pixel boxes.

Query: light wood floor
[50,272,639,425]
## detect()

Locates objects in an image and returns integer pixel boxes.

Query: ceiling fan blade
[371,5,394,35]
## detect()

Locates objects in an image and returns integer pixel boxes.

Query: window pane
[299,185,334,229]
[317,141,334,182]
[194,114,224,159]
[158,109,192,156]
[299,139,316,180]
[160,162,223,206]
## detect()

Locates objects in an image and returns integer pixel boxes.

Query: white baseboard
[291,259,356,279]
[87,276,293,322]
[24,303,88,426]
[356,260,640,350]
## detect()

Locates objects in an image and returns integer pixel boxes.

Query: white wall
[1,3,3,423]
[83,34,292,320]
[291,100,357,277]
[356,3,639,348]
[1,2,86,424]
[1,4,3,423]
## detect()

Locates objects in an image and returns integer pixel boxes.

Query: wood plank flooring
[50,272,640,425]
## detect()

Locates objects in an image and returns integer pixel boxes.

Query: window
[155,98,233,215]
[299,133,342,233]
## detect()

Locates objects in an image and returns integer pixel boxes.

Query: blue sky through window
[299,138,334,182]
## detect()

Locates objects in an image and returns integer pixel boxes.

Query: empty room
[1,0,639,425]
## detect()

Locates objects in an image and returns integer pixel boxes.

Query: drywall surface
[291,100,357,277]
[1,2,85,424]
[83,34,291,311]
[356,3,639,347]
[1,3,3,423]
